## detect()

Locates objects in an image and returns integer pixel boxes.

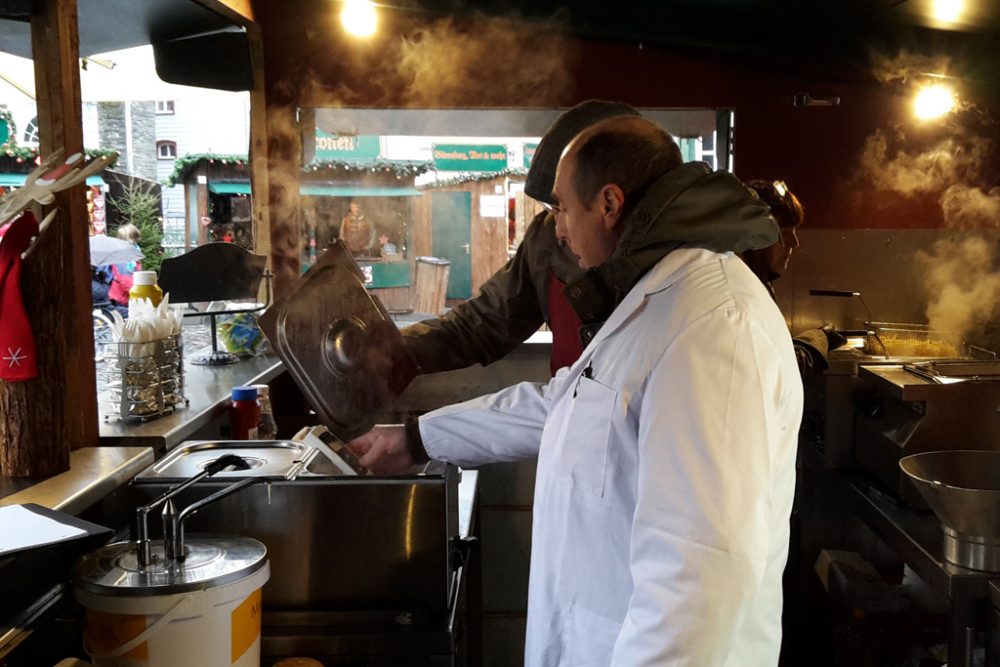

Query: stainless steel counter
[0,446,153,514]
[98,354,284,451]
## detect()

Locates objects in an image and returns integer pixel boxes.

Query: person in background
[740,180,842,377]
[339,200,376,257]
[741,179,803,297]
[400,100,642,376]
[349,116,799,665]
[108,223,141,309]
[91,266,128,318]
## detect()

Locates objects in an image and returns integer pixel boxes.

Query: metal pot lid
[257,241,419,443]
[74,535,267,596]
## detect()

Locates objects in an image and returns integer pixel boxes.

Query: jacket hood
[564,161,779,334]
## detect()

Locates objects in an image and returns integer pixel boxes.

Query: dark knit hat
[524,100,641,205]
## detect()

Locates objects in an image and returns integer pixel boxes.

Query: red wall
[253,4,995,232]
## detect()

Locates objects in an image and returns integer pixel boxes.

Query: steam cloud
[263,11,578,284]
[397,17,577,106]
[856,129,992,198]
[916,237,1000,340]
[871,51,951,86]
[861,51,1000,346]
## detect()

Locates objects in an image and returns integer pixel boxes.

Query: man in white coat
[349,116,804,666]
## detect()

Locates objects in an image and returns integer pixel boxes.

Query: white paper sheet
[0,504,86,555]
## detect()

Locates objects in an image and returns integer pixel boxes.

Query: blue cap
[231,386,258,401]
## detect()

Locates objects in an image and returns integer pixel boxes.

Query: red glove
[0,211,40,381]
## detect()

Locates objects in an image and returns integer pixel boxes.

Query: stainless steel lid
[74,535,268,596]
[258,241,419,442]
[134,440,313,481]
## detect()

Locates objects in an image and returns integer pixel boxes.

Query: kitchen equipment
[74,455,270,666]
[853,361,1000,505]
[864,321,960,358]
[257,240,419,443]
[900,451,1000,572]
[123,428,461,613]
[134,438,336,481]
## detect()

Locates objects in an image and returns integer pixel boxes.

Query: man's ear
[599,184,626,230]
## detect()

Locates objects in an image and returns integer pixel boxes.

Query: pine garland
[164,153,435,187]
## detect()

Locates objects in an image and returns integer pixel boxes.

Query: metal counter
[0,446,153,513]
[0,446,153,661]
[98,353,284,452]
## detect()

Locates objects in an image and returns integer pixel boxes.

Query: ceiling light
[931,0,964,25]
[913,83,956,120]
[341,0,377,38]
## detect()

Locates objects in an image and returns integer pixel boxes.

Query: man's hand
[346,425,419,475]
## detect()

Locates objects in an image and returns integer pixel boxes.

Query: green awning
[208,182,421,197]
[208,182,251,195]
[0,173,105,187]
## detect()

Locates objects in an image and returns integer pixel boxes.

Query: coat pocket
[553,376,618,497]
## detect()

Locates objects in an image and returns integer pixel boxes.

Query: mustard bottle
[129,270,163,306]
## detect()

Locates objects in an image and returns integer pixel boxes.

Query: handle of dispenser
[169,477,266,561]
[134,454,251,566]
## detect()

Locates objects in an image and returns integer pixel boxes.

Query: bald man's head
[561,116,683,208]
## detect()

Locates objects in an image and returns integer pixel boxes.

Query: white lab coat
[420,247,803,666]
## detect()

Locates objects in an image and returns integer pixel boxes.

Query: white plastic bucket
[76,561,269,667]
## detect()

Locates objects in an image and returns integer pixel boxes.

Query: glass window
[157,140,177,160]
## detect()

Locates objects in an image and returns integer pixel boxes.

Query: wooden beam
[248,27,271,271]
[191,0,255,24]
[0,0,94,476]
[196,164,209,247]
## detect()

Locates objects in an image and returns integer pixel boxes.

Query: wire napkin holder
[102,332,188,422]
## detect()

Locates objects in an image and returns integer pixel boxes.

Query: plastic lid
[251,384,270,398]
[133,270,157,286]
[231,386,258,401]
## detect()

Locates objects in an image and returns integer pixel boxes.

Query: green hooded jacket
[401,162,778,373]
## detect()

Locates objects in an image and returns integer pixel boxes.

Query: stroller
[91,266,127,362]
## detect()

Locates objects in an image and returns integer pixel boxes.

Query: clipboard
[0,503,113,558]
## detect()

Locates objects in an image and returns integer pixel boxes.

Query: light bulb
[913,84,955,121]
[341,0,377,38]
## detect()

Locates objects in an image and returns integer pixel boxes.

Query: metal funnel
[900,450,1000,571]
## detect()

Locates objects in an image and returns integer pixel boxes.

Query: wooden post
[0,0,96,476]
[247,28,271,274]
[196,164,209,247]
[263,102,302,299]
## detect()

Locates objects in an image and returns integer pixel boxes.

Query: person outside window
[107,223,141,309]
[339,200,376,257]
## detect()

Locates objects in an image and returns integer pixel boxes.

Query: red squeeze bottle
[229,386,260,440]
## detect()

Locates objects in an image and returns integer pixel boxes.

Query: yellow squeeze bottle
[129,270,163,306]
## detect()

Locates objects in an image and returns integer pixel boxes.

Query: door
[431,191,472,299]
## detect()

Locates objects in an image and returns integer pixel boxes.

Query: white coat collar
[581,246,730,356]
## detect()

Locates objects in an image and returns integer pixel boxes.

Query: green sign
[523,142,538,170]
[0,120,10,146]
[314,130,381,161]
[432,144,508,172]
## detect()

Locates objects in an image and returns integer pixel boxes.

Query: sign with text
[479,194,507,218]
[314,130,381,161]
[433,144,508,172]
[522,142,538,170]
